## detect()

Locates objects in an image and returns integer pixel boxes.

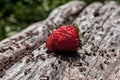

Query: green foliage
[116,0,120,3]
[0,0,70,41]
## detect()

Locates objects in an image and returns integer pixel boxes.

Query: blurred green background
[0,0,119,41]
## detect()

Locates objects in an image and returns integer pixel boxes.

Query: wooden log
[0,1,85,77]
[74,1,120,80]
[0,1,120,80]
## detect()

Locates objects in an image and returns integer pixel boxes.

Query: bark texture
[0,1,120,80]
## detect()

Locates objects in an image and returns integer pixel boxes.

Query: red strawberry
[46,24,83,52]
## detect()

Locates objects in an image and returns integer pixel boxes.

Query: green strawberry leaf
[73,23,85,50]
[81,32,86,37]
[73,23,80,36]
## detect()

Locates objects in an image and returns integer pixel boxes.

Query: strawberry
[46,24,83,52]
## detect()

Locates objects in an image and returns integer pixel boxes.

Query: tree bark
[0,1,120,80]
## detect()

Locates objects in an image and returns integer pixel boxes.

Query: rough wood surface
[0,1,85,75]
[0,1,120,80]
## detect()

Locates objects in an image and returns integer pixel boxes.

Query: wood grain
[0,1,120,80]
